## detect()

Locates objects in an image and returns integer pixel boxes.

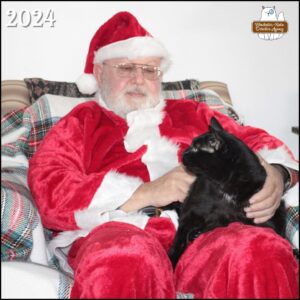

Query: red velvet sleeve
[190,102,277,149]
[195,102,298,159]
[163,100,297,168]
[198,103,299,175]
[28,102,119,231]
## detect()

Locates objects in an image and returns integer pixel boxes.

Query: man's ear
[93,64,103,85]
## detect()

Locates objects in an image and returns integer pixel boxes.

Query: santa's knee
[175,222,298,299]
[69,221,175,298]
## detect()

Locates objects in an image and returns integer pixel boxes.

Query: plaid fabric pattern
[286,206,299,248]
[24,77,94,104]
[1,167,37,260]
[1,98,60,261]
[58,273,73,299]
[161,80,242,124]
[162,88,242,124]
[176,292,194,299]
[1,81,298,267]
[2,98,59,159]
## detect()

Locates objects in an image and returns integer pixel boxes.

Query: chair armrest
[1,80,30,117]
[199,81,232,106]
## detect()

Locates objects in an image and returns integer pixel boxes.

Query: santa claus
[28,11,299,298]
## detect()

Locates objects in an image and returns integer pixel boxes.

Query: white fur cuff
[75,171,143,229]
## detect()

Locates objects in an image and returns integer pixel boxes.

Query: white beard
[99,84,161,118]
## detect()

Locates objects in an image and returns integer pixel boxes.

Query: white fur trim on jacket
[124,98,179,180]
[142,136,179,180]
[98,94,166,150]
[49,210,151,275]
[257,145,298,171]
[124,98,166,152]
[74,171,143,229]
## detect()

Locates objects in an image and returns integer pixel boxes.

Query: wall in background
[2,1,298,158]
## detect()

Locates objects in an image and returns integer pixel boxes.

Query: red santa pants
[68,218,299,299]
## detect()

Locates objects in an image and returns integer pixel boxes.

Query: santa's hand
[244,156,284,223]
[121,165,196,213]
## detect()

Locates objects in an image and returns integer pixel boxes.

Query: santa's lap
[68,219,298,298]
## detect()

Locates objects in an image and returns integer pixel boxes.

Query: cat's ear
[209,117,224,132]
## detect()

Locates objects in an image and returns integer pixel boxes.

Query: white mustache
[123,86,148,96]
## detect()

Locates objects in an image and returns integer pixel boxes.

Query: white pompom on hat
[76,11,171,94]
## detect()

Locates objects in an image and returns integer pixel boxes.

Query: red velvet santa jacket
[28,99,298,233]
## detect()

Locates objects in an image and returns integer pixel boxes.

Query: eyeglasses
[102,62,162,81]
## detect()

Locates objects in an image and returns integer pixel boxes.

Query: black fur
[168,116,286,268]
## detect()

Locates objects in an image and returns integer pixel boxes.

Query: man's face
[94,57,162,118]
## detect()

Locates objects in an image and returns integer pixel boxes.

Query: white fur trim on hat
[76,73,98,95]
[94,36,171,71]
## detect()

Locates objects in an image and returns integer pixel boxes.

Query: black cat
[168,116,286,268]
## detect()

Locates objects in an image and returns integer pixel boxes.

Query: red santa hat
[76,11,171,94]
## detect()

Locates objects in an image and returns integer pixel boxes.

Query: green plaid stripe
[26,117,58,158]
[286,206,299,246]
[22,97,58,158]
[1,179,37,261]
[58,273,74,299]
[1,230,33,261]
[162,89,201,101]
[2,97,59,159]
[1,109,25,135]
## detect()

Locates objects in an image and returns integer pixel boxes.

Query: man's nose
[132,67,145,84]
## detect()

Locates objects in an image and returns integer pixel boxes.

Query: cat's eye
[208,138,217,147]
[208,137,221,151]
[190,143,199,152]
